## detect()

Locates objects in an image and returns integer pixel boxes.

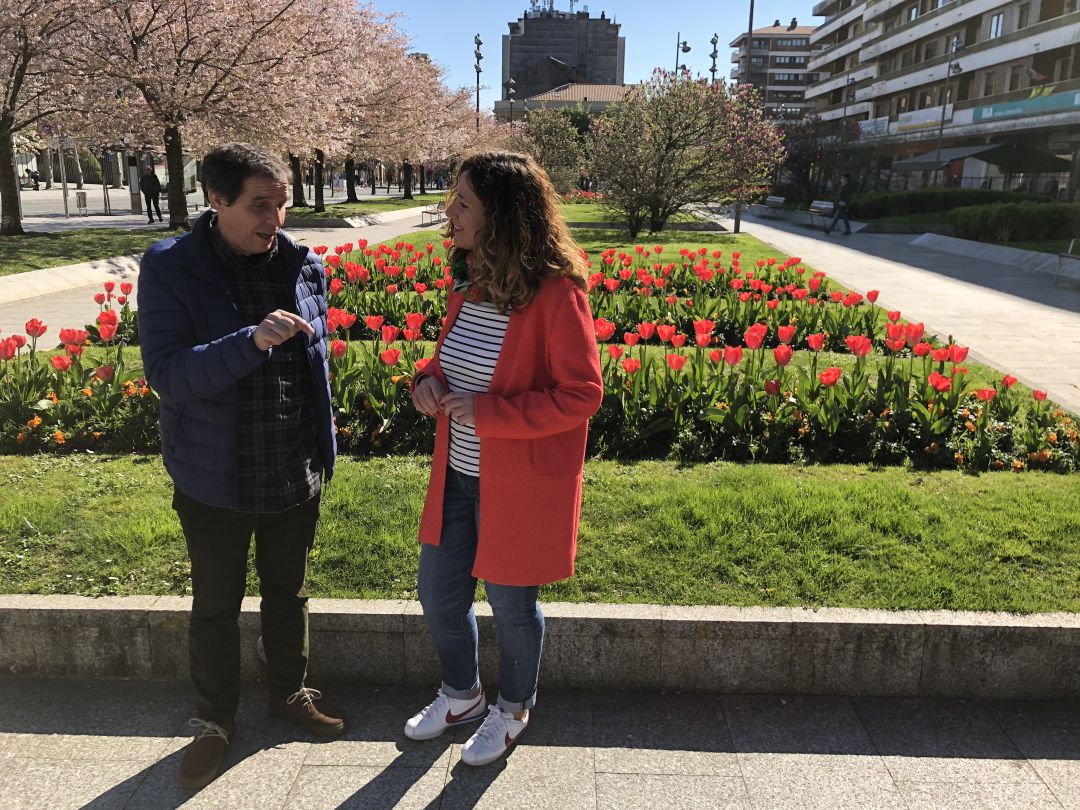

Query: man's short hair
[201,143,289,205]
[841,173,851,181]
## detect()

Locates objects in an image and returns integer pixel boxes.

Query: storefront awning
[893,141,1071,173]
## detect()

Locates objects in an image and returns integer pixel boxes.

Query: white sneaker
[460,705,528,766]
[404,689,486,741]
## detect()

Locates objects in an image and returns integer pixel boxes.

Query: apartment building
[729,18,820,119]
[807,0,1079,191]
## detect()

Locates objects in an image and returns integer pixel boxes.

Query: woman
[405,151,603,766]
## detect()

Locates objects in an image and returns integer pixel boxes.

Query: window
[924,41,938,60]
[1017,3,1029,28]
[901,49,915,68]
[908,5,918,22]
[775,56,793,64]
[934,0,947,7]
[918,91,935,108]
[896,95,910,114]
[753,39,769,49]
[1008,65,1022,91]
[983,71,996,96]
[989,12,1003,38]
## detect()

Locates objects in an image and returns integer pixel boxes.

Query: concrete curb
[1,596,1076,699]
[565,221,724,232]
[0,255,141,306]
[911,233,1063,276]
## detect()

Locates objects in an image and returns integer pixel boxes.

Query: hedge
[949,202,1080,243]
[850,188,1046,220]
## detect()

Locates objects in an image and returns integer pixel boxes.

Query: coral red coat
[416,275,603,586]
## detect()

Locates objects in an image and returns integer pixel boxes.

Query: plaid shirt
[210,221,322,513]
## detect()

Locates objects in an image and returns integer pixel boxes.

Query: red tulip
[666,353,687,371]
[723,345,743,366]
[364,315,385,331]
[806,333,824,352]
[948,345,969,363]
[414,283,428,294]
[97,309,119,327]
[1033,389,1046,401]
[98,323,118,342]
[405,312,426,330]
[403,328,421,342]
[379,348,401,365]
[975,388,995,401]
[692,319,715,335]
[928,371,952,392]
[594,318,616,341]
[330,339,347,358]
[603,278,620,292]
[764,379,781,396]
[844,335,873,357]
[25,318,47,338]
[608,345,623,360]
[887,310,901,322]
[671,333,687,347]
[117,296,127,305]
[621,357,641,374]
[866,290,879,302]
[656,325,676,343]
[0,337,17,361]
[777,325,795,345]
[913,341,932,357]
[695,332,712,348]
[904,322,925,346]
[623,333,640,347]
[381,325,401,343]
[932,347,950,362]
[95,365,114,381]
[415,357,431,372]
[51,355,72,371]
[120,282,133,296]
[886,338,907,352]
[329,278,344,295]
[1002,374,1018,388]
[637,322,656,340]
[773,345,793,366]
[103,281,115,293]
[818,366,842,387]
[744,323,767,349]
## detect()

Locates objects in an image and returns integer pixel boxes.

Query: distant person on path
[138,143,344,792]
[824,173,854,235]
[140,166,163,223]
[26,169,40,190]
[405,151,603,766]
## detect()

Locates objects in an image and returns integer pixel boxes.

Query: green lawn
[0,228,182,277]
[286,194,446,222]
[559,203,704,225]
[0,454,1076,612]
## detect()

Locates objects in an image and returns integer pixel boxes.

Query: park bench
[753,195,786,217]
[806,200,834,229]
[1056,239,1080,286]
[421,200,446,225]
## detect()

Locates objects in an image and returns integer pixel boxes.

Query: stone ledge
[0,596,1076,699]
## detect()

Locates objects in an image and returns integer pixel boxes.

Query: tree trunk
[733,201,743,234]
[109,152,123,188]
[71,146,85,190]
[289,154,307,208]
[314,149,325,213]
[403,159,414,200]
[164,125,189,229]
[37,148,53,189]
[344,158,357,203]
[0,129,25,235]
[419,164,426,195]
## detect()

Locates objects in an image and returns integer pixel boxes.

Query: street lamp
[709,34,719,85]
[474,34,483,132]
[933,35,964,188]
[675,33,690,77]
[505,77,516,129]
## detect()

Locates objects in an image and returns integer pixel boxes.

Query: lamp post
[840,75,857,147]
[933,35,963,188]
[474,34,483,132]
[709,34,719,85]
[674,33,690,77]
[505,77,516,129]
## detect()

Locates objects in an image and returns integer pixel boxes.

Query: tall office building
[501,3,626,103]
[806,0,1079,188]
[729,18,820,119]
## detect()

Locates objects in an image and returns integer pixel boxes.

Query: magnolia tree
[589,71,785,235]
[0,1,90,234]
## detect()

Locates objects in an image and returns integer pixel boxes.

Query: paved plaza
[0,678,1077,809]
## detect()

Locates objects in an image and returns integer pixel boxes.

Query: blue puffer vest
[137,211,336,509]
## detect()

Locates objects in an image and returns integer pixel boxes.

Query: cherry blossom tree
[719,82,786,233]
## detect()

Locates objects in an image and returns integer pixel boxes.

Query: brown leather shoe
[269,687,346,737]
[178,717,235,790]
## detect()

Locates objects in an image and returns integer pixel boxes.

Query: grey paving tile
[595,773,751,809]
[0,758,154,810]
[989,701,1080,760]
[853,697,1041,783]
[282,764,447,809]
[896,779,1066,809]
[440,745,597,810]
[593,692,739,776]
[0,732,175,762]
[1024,760,1080,809]
[722,694,876,755]
[738,753,907,809]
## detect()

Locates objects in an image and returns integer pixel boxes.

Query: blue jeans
[826,205,850,234]
[418,468,544,712]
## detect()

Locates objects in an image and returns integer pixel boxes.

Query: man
[824,173,854,236]
[138,143,344,791]
[140,165,163,223]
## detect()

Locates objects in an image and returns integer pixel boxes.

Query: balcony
[809,26,878,70]
[810,0,870,44]
[804,64,877,99]
[863,0,909,23]
[860,0,1000,61]
[813,99,874,119]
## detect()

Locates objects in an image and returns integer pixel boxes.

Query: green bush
[850,188,1046,220]
[950,202,1080,243]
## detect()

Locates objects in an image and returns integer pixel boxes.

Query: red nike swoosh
[445,698,483,724]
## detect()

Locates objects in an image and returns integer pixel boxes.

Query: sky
[370,0,815,111]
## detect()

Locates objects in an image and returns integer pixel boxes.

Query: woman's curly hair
[445,151,588,310]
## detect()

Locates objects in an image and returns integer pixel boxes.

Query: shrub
[950,203,1080,243]
[850,188,1045,220]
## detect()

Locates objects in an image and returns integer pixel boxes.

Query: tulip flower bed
[0,234,1076,473]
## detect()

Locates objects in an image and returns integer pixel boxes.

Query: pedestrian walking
[140,166,163,223]
[824,173,855,235]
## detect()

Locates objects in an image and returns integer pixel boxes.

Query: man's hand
[412,375,447,417]
[440,392,476,426]
[252,310,315,352]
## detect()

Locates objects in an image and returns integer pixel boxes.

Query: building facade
[501,4,625,104]
[729,19,820,119]
[807,0,1080,192]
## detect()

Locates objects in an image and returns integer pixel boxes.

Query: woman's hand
[411,375,447,417]
[440,392,476,426]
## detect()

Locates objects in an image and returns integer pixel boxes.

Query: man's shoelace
[188,718,230,743]
[472,705,513,742]
[285,687,323,706]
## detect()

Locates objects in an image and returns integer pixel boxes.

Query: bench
[753,195,786,217]
[421,200,446,225]
[1056,239,1080,285]
[807,200,835,229]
